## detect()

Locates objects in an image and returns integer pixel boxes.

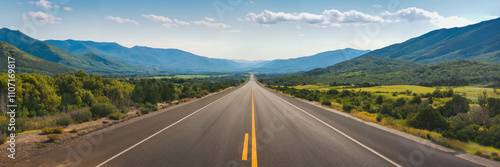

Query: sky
[1,0,499,60]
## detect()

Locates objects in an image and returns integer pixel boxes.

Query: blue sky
[1,0,499,60]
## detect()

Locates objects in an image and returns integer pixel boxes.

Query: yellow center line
[242,133,249,160]
[251,85,258,167]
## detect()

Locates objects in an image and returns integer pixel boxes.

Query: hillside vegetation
[359,17,500,64]
[0,28,146,74]
[261,57,500,86]
[0,42,74,75]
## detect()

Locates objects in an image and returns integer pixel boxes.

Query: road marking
[262,85,402,167]
[251,85,258,167]
[242,133,249,160]
[96,88,238,167]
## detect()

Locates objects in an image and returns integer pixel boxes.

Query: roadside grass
[288,85,500,161]
[17,130,41,137]
[324,103,500,159]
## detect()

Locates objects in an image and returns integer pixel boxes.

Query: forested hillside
[359,17,500,64]
[0,42,74,75]
[261,58,500,86]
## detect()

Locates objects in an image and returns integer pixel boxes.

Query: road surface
[15,75,484,167]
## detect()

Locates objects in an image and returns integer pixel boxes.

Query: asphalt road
[15,75,484,167]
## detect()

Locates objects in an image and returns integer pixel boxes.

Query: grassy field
[294,84,500,101]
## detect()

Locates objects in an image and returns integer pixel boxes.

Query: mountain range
[360,17,500,64]
[1,28,367,75]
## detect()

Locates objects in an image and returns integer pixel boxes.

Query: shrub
[144,102,158,112]
[408,106,448,131]
[0,136,6,145]
[342,104,354,113]
[36,142,45,148]
[41,127,55,134]
[47,134,59,142]
[321,101,332,106]
[55,114,72,126]
[376,114,383,122]
[109,112,126,120]
[136,111,141,116]
[70,109,92,123]
[141,108,150,115]
[53,127,64,134]
[70,129,78,133]
[90,103,117,118]
[376,95,384,104]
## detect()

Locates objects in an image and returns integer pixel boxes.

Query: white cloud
[246,7,476,28]
[295,26,302,29]
[174,19,190,26]
[191,20,231,28]
[22,11,62,24]
[372,4,382,8]
[9,26,18,30]
[245,9,383,26]
[236,18,244,21]
[106,16,139,25]
[382,7,477,28]
[63,7,73,11]
[204,17,216,22]
[28,0,59,10]
[162,23,178,28]
[222,30,241,33]
[298,33,306,37]
[142,14,172,23]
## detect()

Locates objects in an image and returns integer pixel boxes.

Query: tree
[376,95,384,104]
[408,106,448,131]
[439,95,470,117]
[478,91,488,107]
[395,98,407,107]
[410,96,422,105]
[487,97,500,117]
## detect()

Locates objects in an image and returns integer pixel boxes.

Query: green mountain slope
[0,42,74,75]
[0,28,146,74]
[302,55,421,76]
[249,48,370,73]
[261,58,500,86]
[261,56,421,86]
[360,18,500,64]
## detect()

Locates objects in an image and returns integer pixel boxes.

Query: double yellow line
[242,84,258,167]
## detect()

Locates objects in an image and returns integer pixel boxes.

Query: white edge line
[96,86,240,167]
[261,86,402,167]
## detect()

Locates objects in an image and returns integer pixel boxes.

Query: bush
[408,106,448,131]
[0,136,6,145]
[342,104,355,113]
[70,109,92,123]
[90,103,117,118]
[144,102,158,112]
[47,134,59,142]
[141,108,150,115]
[376,114,383,122]
[36,142,45,148]
[41,127,55,134]
[53,127,64,134]
[321,101,332,106]
[55,114,72,126]
[70,129,78,133]
[109,112,126,120]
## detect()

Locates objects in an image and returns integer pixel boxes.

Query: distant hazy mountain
[360,17,500,64]
[45,40,243,73]
[0,41,75,75]
[0,28,146,74]
[46,39,368,73]
[249,48,371,73]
